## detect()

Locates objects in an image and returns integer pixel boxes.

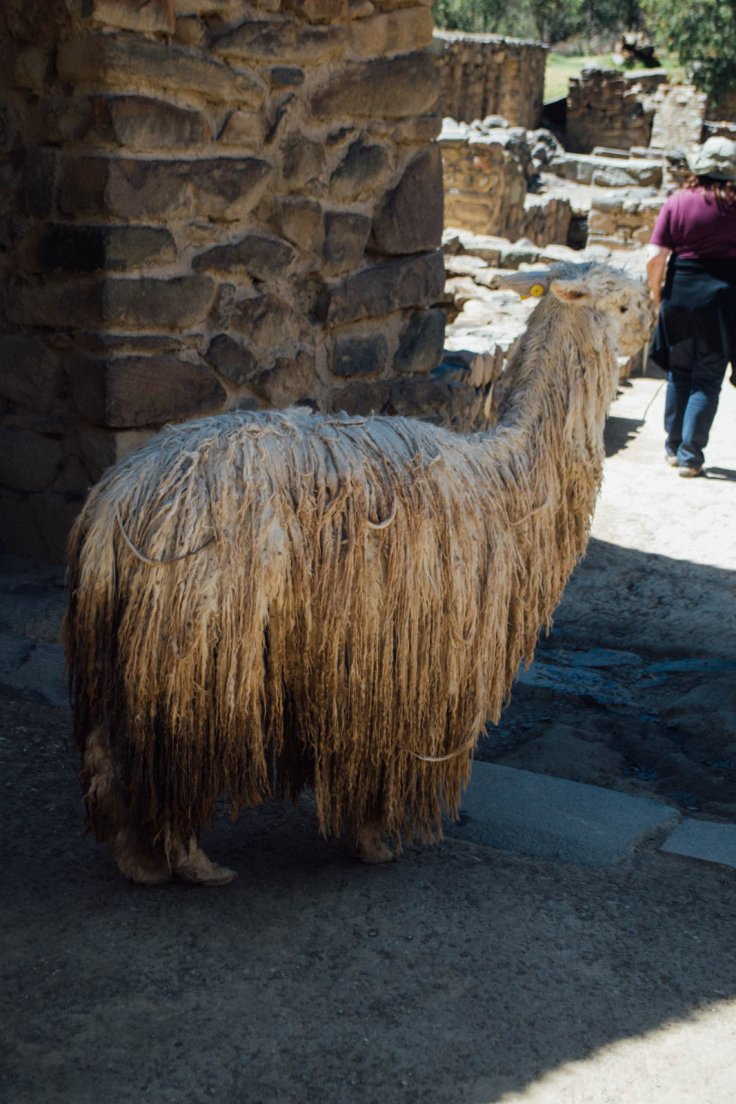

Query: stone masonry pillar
[0,0,445,560]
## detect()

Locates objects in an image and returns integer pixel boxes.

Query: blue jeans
[664,344,728,469]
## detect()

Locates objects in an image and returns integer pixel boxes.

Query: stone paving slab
[446,761,681,866]
[660,818,736,871]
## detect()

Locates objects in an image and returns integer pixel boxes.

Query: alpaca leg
[170,837,238,886]
[111,830,173,886]
[84,729,236,885]
[353,822,395,865]
[83,727,172,885]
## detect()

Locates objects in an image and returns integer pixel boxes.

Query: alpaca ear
[549,278,591,303]
[490,270,552,299]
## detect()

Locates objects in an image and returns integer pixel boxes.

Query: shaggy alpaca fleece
[64,262,651,861]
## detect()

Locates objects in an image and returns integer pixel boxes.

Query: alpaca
[64,261,651,886]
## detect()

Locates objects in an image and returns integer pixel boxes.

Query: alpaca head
[495,262,653,358]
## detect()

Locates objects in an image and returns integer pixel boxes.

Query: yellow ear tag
[518,284,546,300]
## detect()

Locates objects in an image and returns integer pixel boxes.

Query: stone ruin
[434,50,736,404]
[3,13,736,563]
[1,0,445,560]
[440,118,572,247]
[566,67,667,154]
[432,31,546,131]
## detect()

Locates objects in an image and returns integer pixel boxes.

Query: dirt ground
[1,371,735,1103]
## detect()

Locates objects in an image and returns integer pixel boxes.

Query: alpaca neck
[489,301,618,476]
[468,300,620,661]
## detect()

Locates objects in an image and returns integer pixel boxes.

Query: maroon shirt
[650,188,736,260]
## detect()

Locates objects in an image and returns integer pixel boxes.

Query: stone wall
[587,189,663,250]
[1,0,445,561]
[566,67,668,153]
[650,84,707,150]
[440,120,571,246]
[433,32,546,130]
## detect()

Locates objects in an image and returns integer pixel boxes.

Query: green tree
[644,0,736,104]
[525,0,583,42]
[432,0,511,33]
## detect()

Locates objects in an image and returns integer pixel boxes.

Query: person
[647,136,736,477]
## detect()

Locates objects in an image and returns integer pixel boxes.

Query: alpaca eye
[619,306,628,314]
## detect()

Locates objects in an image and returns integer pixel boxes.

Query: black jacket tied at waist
[649,256,736,373]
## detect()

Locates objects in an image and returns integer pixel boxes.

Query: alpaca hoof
[116,853,173,886]
[353,828,395,865]
[359,841,395,865]
[173,842,238,887]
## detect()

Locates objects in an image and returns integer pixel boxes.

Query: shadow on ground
[2,498,735,1104]
[603,413,644,457]
[477,537,736,820]
[1,691,735,1104]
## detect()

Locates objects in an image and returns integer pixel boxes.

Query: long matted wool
[64,262,651,856]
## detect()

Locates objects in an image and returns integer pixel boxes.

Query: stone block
[394,308,445,375]
[587,210,618,236]
[213,20,343,64]
[175,0,232,11]
[6,280,105,330]
[591,163,663,188]
[631,225,654,246]
[379,113,443,145]
[14,47,49,93]
[0,427,64,492]
[387,375,457,420]
[36,224,176,274]
[251,350,316,407]
[0,101,18,154]
[270,66,305,88]
[92,95,212,149]
[0,487,83,564]
[231,293,303,346]
[0,335,62,413]
[331,332,388,377]
[69,353,227,428]
[174,16,207,47]
[284,0,348,22]
[372,144,443,254]
[58,155,273,222]
[445,762,680,866]
[206,334,259,386]
[102,276,217,330]
[207,283,239,331]
[322,210,371,273]
[276,196,323,252]
[319,250,444,324]
[331,379,391,415]
[193,232,295,279]
[89,0,170,33]
[311,52,438,118]
[41,96,95,146]
[8,276,216,335]
[281,134,326,185]
[660,818,736,870]
[348,7,434,58]
[330,138,389,201]
[218,110,266,148]
[22,150,57,216]
[77,425,155,481]
[3,409,72,436]
[57,35,263,107]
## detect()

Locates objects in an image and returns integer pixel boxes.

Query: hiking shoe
[664,452,678,467]
[678,465,703,478]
